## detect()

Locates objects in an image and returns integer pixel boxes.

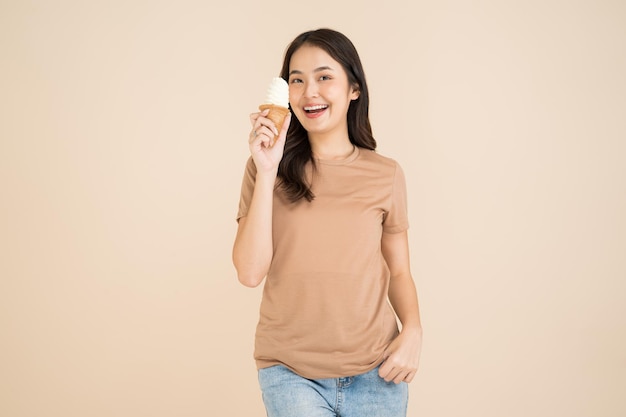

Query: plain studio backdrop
[1,1,625,416]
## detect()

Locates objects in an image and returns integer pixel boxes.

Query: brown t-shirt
[236,146,409,379]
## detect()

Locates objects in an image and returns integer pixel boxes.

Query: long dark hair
[277,28,376,203]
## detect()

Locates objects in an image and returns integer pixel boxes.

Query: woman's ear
[351,85,360,100]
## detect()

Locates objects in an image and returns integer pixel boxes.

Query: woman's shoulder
[357,147,403,170]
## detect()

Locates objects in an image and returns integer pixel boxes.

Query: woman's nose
[303,81,319,98]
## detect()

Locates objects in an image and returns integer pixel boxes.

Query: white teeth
[304,104,328,111]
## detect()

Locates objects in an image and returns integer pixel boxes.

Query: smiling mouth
[304,104,328,113]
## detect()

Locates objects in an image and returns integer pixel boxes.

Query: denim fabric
[258,365,408,417]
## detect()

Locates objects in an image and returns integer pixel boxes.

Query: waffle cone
[259,104,290,141]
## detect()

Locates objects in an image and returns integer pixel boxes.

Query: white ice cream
[264,77,289,108]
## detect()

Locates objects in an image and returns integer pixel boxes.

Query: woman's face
[287,45,359,138]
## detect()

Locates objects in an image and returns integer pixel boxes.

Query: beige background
[1,0,625,416]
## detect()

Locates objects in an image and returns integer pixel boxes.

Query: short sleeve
[382,161,409,233]
[236,157,257,222]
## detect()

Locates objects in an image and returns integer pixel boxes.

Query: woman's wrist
[255,170,278,185]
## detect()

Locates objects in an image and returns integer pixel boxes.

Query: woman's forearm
[388,273,422,332]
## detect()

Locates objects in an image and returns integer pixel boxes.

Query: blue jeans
[258,365,408,417]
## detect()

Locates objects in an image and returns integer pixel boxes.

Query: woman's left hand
[378,326,422,384]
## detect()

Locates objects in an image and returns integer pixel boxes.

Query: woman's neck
[309,132,354,161]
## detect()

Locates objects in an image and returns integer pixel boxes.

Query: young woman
[233,28,422,417]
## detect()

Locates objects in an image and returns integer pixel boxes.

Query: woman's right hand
[248,108,291,174]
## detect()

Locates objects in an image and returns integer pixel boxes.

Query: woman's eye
[320,75,331,81]
[290,78,303,84]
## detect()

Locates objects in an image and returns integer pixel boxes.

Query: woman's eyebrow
[289,66,334,76]
[313,66,334,72]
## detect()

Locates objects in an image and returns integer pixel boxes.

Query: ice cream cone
[259,77,290,146]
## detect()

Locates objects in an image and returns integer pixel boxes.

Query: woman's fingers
[249,108,270,125]
[404,370,416,383]
[249,124,276,148]
[380,364,414,385]
[248,108,291,152]
[249,109,280,147]
[254,118,278,137]
[250,109,275,133]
